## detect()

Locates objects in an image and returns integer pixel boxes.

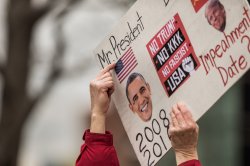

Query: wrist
[90,112,106,134]
[91,111,106,120]
[91,105,108,116]
[175,148,198,165]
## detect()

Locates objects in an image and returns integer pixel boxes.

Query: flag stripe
[115,47,137,83]
[123,47,132,58]
[116,49,133,75]
[121,50,133,65]
[120,62,138,83]
[119,48,132,64]
[118,58,137,80]
[117,52,135,77]
[119,50,133,67]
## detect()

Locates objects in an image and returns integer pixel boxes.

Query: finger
[177,103,198,133]
[101,79,114,86]
[100,63,116,75]
[177,102,192,118]
[170,111,178,127]
[195,124,199,133]
[168,126,175,139]
[97,71,113,81]
[184,58,187,63]
[101,80,114,89]
[177,102,195,125]
[97,78,113,90]
[173,104,186,127]
[98,73,113,81]
[108,86,115,97]
[100,75,113,82]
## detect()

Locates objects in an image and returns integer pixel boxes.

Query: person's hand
[169,102,199,165]
[90,63,115,133]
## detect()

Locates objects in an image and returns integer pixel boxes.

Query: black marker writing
[97,11,144,69]
[163,0,170,7]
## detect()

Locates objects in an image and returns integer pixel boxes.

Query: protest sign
[94,0,250,165]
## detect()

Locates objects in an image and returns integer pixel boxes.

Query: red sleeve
[75,129,119,166]
[179,159,201,166]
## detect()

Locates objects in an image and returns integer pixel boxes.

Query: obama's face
[127,76,152,122]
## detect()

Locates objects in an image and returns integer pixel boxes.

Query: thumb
[107,86,115,97]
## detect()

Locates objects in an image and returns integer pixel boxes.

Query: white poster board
[94,0,250,165]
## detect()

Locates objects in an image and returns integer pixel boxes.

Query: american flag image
[115,47,138,83]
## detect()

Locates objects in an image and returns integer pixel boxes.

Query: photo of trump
[205,0,226,32]
[125,72,153,122]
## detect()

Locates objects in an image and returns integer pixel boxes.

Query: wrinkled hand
[169,102,199,165]
[90,63,115,116]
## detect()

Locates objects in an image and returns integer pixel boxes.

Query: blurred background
[0,0,249,166]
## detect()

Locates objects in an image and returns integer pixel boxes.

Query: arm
[76,63,119,166]
[169,102,201,166]
[89,63,115,133]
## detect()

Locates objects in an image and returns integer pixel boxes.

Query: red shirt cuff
[83,129,113,146]
[179,159,201,166]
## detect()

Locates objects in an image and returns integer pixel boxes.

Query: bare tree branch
[0,0,86,164]
[24,1,71,116]
[26,60,63,117]
[0,53,64,161]
[30,6,51,24]
[0,64,5,78]
[26,21,66,116]
[22,0,85,119]
[52,0,83,20]
[111,0,136,8]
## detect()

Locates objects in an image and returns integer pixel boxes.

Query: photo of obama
[125,72,153,122]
